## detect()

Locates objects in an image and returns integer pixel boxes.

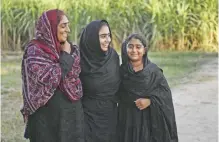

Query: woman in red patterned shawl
[21,9,84,142]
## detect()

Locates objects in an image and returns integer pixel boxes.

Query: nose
[106,35,111,43]
[132,47,137,52]
[66,25,70,33]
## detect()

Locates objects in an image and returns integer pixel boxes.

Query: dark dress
[117,63,178,142]
[117,99,151,142]
[25,50,84,142]
[80,50,120,142]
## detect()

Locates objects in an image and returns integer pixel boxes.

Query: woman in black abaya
[79,20,121,142]
[117,33,178,142]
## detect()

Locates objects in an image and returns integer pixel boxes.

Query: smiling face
[127,38,146,62]
[57,15,70,43]
[99,25,111,52]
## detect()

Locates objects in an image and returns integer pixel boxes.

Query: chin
[129,58,140,62]
[59,40,66,44]
[61,37,67,42]
[101,48,108,52]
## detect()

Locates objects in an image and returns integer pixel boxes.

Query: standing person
[21,9,84,142]
[116,33,178,142]
[79,20,121,142]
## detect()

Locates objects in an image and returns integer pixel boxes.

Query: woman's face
[57,15,70,43]
[99,25,111,52]
[127,38,146,62]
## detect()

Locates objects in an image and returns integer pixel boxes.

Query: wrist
[148,99,151,106]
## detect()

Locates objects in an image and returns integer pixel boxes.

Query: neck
[130,60,144,72]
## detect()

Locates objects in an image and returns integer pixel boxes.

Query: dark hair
[126,33,147,48]
[100,20,109,28]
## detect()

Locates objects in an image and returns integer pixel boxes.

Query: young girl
[117,33,178,142]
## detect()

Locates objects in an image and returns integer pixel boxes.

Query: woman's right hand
[60,41,71,54]
[135,98,151,110]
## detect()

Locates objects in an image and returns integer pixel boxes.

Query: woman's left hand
[135,98,151,110]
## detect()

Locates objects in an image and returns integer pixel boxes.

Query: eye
[60,23,69,28]
[136,46,142,49]
[99,34,110,39]
[100,35,106,38]
[61,24,66,28]
[127,44,134,49]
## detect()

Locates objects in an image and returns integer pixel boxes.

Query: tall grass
[1,0,218,52]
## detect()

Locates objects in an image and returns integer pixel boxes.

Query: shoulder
[147,62,163,76]
[111,48,120,60]
[119,62,128,75]
[24,42,43,57]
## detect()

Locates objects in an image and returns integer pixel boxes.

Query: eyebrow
[59,22,69,25]
[128,44,143,46]
[99,33,110,36]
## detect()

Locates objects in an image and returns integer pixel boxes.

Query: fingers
[137,106,145,110]
[137,105,146,110]
[135,99,143,110]
[135,102,141,107]
[60,42,71,53]
[134,98,141,104]
[135,98,149,110]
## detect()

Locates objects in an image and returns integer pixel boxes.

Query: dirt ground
[172,59,218,142]
[1,54,217,142]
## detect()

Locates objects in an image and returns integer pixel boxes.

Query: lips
[62,33,67,38]
[103,44,109,48]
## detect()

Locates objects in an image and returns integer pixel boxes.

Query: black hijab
[79,20,114,75]
[79,20,121,99]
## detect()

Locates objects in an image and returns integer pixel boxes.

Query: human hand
[60,41,71,54]
[135,98,151,110]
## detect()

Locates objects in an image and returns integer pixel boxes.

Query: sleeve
[59,51,74,79]
[148,69,178,142]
